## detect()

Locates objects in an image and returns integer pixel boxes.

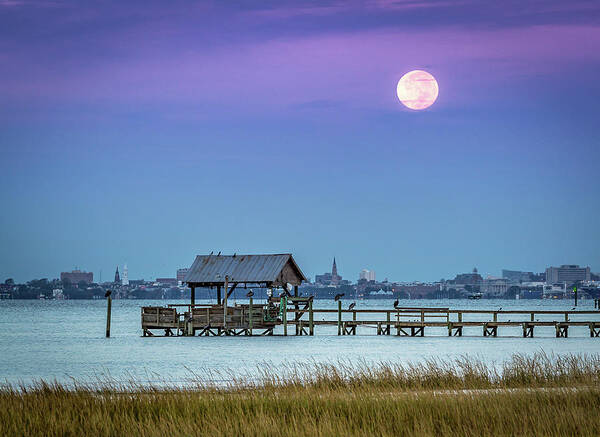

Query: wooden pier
[141,253,600,338]
[142,302,600,338]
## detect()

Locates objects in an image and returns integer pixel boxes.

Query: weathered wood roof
[184,254,306,287]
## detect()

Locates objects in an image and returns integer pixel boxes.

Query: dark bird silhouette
[572,307,576,310]
[308,295,314,302]
[217,251,221,256]
[348,302,356,311]
[499,307,502,311]
[105,290,112,298]
[393,299,399,309]
[334,293,345,301]
[246,290,254,298]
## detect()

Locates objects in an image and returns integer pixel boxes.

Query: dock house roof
[184,254,306,287]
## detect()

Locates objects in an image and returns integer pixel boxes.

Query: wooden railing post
[248,297,253,335]
[105,294,112,338]
[309,299,314,335]
[223,276,228,332]
[386,311,390,334]
[283,295,288,336]
[337,300,342,336]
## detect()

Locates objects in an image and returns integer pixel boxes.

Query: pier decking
[142,301,600,338]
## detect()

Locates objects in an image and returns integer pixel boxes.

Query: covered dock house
[141,253,309,336]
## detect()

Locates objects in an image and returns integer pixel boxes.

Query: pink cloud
[2,24,600,114]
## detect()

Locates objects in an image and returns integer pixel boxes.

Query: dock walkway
[141,301,600,338]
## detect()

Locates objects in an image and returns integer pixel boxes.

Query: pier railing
[141,304,600,338]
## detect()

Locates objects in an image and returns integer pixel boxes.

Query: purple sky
[1,0,599,282]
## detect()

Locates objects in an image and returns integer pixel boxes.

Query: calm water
[1,298,599,386]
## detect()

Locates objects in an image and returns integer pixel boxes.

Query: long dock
[141,299,600,338]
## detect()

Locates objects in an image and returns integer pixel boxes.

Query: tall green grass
[1,353,599,436]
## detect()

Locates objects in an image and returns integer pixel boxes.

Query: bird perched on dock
[246,290,254,298]
[334,293,345,301]
[393,299,399,309]
[105,290,111,298]
[308,295,314,302]
[348,302,356,311]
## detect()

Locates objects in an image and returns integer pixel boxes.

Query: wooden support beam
[386,312,391,335]
[309,299,314,336]
[223,276,228,331]
[190,286,195,307]
[248,297,253,336]
[337,300,342,336]
[555,324,568,338]
[283,295,288,336]
[216,286,221,305]
[226,283,238,298]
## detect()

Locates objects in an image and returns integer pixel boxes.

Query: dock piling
[105,292,112,338]
[308,299,314,335]
[337,300,342,336]
[283,295,288,336]
[248,297,253,336]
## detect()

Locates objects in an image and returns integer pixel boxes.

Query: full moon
[396,70,439,110]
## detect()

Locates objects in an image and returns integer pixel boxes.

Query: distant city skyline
[6,258,597,285]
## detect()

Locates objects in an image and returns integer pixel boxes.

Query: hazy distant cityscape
[2,258,598,301]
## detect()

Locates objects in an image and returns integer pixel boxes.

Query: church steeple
[114,266,120,284]
[332,257,338,277]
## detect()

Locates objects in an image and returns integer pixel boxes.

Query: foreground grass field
[2,353,599,436]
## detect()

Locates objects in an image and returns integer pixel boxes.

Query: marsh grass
[2,353,599,436]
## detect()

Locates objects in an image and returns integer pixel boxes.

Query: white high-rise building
[122,264,129,286]
[359,269,376,282]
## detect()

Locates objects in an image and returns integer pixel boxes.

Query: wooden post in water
[309,299,314,335]
[105,290,112,338]
[248,297,253,336]
[573,286,578,307]
[223,276,228,333]
[337,300,342,335]
[283,295,288,336]
[386,311,390,335]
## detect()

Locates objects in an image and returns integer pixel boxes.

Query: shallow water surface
[0,299,598,385]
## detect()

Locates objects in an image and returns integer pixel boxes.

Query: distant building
[156,278,178,286]
[545,265,590,284]
[60,270,93,284]
[122,264,129,286]
[177,268,189,284]
[114,266,120,284]
[502,269,533,283]
[454,268,482,285]
[315,258,347,286]
[359,269,376,282]
[481,277,510,297]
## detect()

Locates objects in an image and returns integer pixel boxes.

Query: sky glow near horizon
[0,0,599,282]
